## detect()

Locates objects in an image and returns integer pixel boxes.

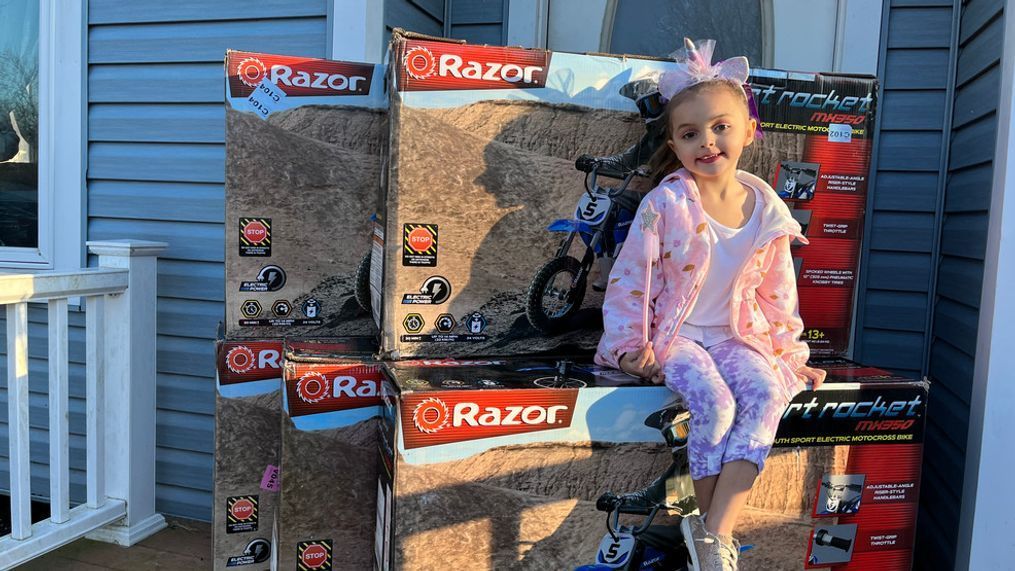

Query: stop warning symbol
[230,498,255,520]
[403,223,438,267]
[243,220,268,244]
[298,540,332,570]
[407,227,433,252]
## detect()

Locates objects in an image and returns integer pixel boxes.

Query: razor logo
[438,54,544,84]
[402,390,579,449]
[236,57,268,88]
[270,65,367,92]
[398,359,508,367]
[218,341,282,384]
[399,40,550,92]
[296,372,379,404]
[412,396,568,433]
[454,401,569,427]
[225,346,257,374]
[403,45,437,80]
[332,375,379,398]
[227,51,374,98]
[413,397,450,433]
[287,366,383,416]
[296,372,330,404]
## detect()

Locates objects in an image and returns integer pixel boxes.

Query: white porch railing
[0,240,168,569]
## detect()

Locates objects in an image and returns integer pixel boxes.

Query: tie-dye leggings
[662,335,789,480]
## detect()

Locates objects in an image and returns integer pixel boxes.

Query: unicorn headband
[658,38,764,139]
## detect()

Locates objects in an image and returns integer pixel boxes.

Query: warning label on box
[239,218,271,257]
[226,495,259,534]
[402,223,438,267]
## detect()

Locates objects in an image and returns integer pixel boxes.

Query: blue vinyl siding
[858,1,956,379]
[80,0,329,521]
[450,0,505,44]
[922,2,1003,569]
[385,0,506,44]
[386,0,445,39]
[856,0,1004,568]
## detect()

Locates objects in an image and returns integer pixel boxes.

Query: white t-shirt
[682,185,762,345]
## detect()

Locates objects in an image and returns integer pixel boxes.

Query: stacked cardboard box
[276,339,382,571]
[224,50,386,340]
[376,358,926,570]
[214,50,386,570]
[213,340,283,570]
[376,37,876,359]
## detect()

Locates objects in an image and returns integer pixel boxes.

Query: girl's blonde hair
[648,80,753,186]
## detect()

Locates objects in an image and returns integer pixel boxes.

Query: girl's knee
[690,398,736,448]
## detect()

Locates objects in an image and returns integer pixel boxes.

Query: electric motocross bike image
[526,79,666,334]
[576,403,699,570]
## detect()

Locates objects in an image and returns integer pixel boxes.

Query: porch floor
[18,517,210,570]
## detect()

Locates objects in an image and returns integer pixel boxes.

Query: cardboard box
[379,35,877,358]
[742,71,878,355]
[374,358,926,570]
[378,36,650,358]
[213,339,284,570]
[275,339,382,571]
[772,358,927,570]
[224,50,387,339]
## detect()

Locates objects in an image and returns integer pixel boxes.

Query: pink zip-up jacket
[595,168,811,400]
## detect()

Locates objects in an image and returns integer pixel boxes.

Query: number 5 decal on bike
[596,532,635,568]
[577,193,611,223]
[526,156,639,334]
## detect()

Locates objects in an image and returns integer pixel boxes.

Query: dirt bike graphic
[526,79,665,334]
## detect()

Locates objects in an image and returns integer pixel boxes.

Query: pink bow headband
[658,38,764,139]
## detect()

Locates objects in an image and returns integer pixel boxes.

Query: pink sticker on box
[260,464,280,492]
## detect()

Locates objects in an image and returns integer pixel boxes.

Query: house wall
[854,0,1005,568]
[385,0,505,44]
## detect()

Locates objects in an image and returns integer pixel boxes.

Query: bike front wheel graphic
[526,256,587,333]
[354,252,372,314]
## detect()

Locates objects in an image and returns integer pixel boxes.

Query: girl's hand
[620,342,662,383]
[798,365,827,390]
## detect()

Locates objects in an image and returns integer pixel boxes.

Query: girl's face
[666,86,756,182]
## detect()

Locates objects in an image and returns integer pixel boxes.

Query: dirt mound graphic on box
[213,392,281,570]
[396,458,630,570]
[393,441,816,570]
[267,105,387,156]
[422,99,644,160]
[435,441,672,501]
[392,104,646,356]
[391,440,844,567]
[278,417,379,571]
[227,108,381,336]
[740,131,806,185]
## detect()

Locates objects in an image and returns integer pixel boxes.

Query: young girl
[595,39,826,571]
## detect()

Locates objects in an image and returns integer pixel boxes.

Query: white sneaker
[681,514,739,571]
